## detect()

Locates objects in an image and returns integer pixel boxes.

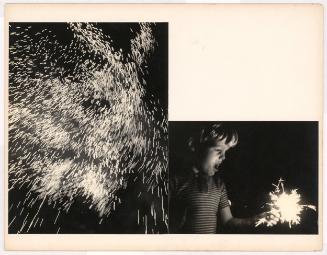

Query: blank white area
[169,4,322,121]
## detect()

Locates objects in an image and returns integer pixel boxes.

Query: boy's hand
[253,211,280,227]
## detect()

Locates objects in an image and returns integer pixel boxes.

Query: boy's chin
[214,166,220,172]
[208,170,217,176]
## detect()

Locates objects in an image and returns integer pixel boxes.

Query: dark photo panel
[8,22,168,234]
[169,121,318,234]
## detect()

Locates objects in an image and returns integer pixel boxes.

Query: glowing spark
[256,178,316,228]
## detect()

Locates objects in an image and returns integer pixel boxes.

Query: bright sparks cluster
[255,178,316,228]
[8,23,168,233]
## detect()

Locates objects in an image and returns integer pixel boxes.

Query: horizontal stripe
[171,174,230,234]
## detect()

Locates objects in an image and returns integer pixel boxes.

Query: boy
[169,123,278,234]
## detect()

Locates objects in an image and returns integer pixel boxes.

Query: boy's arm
[218,181,253,228]
[220,206,255,228]
[219,206,279,229]
[218,181,278,229]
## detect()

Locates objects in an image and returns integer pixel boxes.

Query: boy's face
[197,140,230,177]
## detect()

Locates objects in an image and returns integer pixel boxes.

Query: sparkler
[9,23,168,233]
[255,178,316,228]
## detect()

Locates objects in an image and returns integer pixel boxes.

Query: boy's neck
[192,166,214,180]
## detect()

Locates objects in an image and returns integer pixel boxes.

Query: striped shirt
[170,173,230,234]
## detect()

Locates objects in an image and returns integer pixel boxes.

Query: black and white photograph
[169,121,318,234]
[8,22,168,234]
[4,3,323,252]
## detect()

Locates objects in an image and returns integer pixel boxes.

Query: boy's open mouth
[214,160,223,170]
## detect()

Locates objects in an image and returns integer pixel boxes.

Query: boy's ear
[187,137,195,152]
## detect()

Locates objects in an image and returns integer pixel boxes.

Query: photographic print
[8,22,168,234]
[5,3,323,251]
[169,121,318,234]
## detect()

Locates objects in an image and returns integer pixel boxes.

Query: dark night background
[9,22,168,234]
[169,121,318,234]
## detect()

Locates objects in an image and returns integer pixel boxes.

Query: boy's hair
[188,123,238,152]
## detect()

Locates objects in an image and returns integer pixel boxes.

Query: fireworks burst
[8,23,168,233]
[255,178,316,228]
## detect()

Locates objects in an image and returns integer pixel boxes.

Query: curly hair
[188,123,238,152]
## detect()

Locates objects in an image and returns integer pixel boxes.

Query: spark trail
[8,23,168,233]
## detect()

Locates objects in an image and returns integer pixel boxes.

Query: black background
[169,121,318,234]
